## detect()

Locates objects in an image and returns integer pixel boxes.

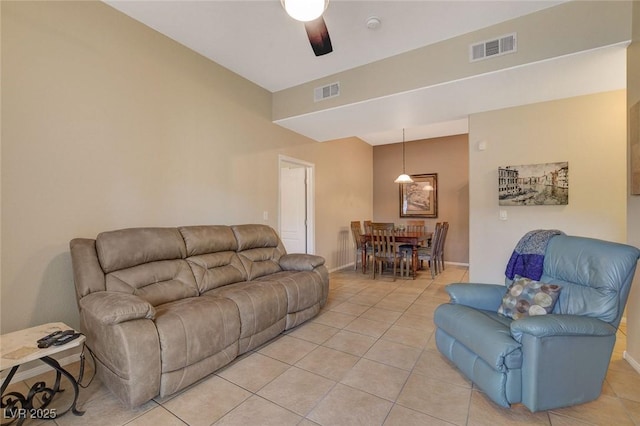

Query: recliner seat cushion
[154,296,240,374]
[204,281,287,353]
[256,271,324,313]
[434,303,522,371]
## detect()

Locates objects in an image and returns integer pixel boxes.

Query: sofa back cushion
[231,224,286,280]
[179,226,247,292]
[96,227,187,272]
[541,235,640,326]
[179,225,238,256]
[96,227,198,306]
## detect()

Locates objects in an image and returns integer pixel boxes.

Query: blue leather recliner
[434,234,640,412]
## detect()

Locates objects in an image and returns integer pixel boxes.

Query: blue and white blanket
[505,229,565,281]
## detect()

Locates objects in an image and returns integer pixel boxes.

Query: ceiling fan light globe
[282,0,327,22]
[394,174,414,184]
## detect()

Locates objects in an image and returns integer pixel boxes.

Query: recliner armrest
[446,283,506,311]
[79,291,156,325]
[510,314,615,343]
[279,253,325,271]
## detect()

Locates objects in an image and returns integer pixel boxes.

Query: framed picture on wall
[399,173,438,218]
[498,161,568,206]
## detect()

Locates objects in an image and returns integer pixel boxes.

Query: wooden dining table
[360,231,432,279]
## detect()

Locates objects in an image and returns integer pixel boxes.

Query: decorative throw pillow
[498,276,562,320]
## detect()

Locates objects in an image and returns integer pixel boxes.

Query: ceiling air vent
[470,33,517,62]
[314,82,340,102]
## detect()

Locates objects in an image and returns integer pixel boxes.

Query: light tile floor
[6,265,640,425]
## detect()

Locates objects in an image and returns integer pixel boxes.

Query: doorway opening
[278,155,315,254]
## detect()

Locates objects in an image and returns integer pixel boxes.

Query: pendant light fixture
[281,0,328,22]
[394,128,413,183]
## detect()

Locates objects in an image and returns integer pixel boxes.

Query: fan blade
[304,16,333,56]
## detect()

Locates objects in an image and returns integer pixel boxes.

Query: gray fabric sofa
[70,224,329,407]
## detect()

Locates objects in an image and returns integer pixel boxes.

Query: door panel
[280,165,307,253]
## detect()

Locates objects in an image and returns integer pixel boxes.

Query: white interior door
[279,155,315,254]
[280,164,307,253]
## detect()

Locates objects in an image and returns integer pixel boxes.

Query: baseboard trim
[329,263,356,273]
[329,261,469,273]
[444,261,470,267]
[623,350,640,374]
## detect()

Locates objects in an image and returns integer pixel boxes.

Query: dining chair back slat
[370,222,402,280]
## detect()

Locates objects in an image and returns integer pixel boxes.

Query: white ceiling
[105,0,627,145]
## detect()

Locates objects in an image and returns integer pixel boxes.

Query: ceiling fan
[281,0,333,56]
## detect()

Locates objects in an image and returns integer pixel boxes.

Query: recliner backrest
[541,235,640,326]
[179,225,247,293]
[231,224,286,280]
[96,227,198,306]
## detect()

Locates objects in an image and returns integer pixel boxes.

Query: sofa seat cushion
[434,303,522,372]
[154,297,240,374]
[204,281,288,352]
[255,271,324,313]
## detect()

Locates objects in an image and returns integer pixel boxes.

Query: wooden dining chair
[370,222,403,280]
[435,221,449,273]
[350,221,373,272]
[399,221,427,272]
[416,222,444,278]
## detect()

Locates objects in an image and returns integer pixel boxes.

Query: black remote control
[52,332,81,346]
[37,330,63,345]
[37,330,75,348]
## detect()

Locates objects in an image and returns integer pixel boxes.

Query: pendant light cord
[402,128,406,173]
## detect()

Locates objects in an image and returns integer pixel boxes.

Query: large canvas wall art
[498,162,568,206]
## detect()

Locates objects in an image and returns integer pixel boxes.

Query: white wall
[468,90,628,284]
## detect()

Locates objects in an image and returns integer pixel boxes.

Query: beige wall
[273,1,631,121]
[468,90,628,284]
[624,0,640,368]
[291,136,374,270]
[0,1,372,333]
[372,134,469,264]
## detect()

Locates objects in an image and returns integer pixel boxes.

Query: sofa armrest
[510,314,616,343]
[79,291,155,325]
[446,283,506,311]
[279,253,326,271]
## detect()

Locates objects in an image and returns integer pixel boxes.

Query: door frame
[278,155,315,254]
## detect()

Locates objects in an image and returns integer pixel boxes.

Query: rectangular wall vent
[314,82,340,102]
[470,33,517,62]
